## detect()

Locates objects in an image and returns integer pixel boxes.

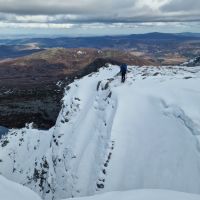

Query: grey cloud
[161,0,200,12]
[59,15,200,24]
[1,13,200,26]
[0,0,199,26]
[0,0,136,15]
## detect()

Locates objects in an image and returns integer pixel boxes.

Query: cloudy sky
[0,0,199,36]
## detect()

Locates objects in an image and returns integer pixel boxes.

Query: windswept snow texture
[66,189,200,200]
[0,175,41,200]
[1,65,200,200]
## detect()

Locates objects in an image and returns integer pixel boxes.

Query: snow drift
[1,65,200,200]
[66,189,200,200]
[0,175,41,200]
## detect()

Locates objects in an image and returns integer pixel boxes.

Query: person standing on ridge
[120,63,127,83]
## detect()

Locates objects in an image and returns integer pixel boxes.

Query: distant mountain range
[0,32,199,61]
[0,32,199,49]
[0,45,43,59]
[177,32,200,38]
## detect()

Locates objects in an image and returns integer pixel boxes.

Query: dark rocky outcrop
[0,85,62,129]
[183,56,200,67]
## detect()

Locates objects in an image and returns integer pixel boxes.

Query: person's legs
[122,72,126,82]
[121,72,124,82]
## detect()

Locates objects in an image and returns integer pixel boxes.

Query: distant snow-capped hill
[182,56,200,67]
[1,65,200,200]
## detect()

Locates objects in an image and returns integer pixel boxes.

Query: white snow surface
[1,65,200,200]
[0,175,41,200]
[65,189,200,200]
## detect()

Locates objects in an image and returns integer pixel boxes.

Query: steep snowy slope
[0,175,41,200]
[1,65,200,200]
[0,125,54,199]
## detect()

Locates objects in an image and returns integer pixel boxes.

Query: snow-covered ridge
[1,65,200,200]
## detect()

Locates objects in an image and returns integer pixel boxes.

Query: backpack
[120,64,127,73]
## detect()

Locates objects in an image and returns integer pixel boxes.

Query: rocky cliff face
[0,48,154,129]
[0,85,62,129]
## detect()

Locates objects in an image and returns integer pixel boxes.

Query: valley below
[0,48,154,129]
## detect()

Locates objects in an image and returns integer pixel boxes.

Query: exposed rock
[181,56,200,67]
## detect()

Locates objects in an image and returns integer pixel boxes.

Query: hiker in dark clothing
[120,63,127,83]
